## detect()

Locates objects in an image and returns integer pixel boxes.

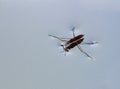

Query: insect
[48,27,97,59]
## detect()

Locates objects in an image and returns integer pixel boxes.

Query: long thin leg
[77,45,93,59]
[48,34,68,42]
[71,27,75,37]
[60,50,67,56]
[81,41,98,45]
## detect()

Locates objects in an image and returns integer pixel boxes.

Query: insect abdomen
[67,34,84,44]
[66,38,84,50]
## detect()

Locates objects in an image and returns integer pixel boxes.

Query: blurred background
[0,0,120,89]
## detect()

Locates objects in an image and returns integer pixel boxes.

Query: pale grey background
[0,0,120,89]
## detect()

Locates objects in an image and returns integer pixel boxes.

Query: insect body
[49,27,97,58]
[62,34,84,52]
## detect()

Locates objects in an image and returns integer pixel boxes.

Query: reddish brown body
[66,34,84,44]
[64,34,84,52]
